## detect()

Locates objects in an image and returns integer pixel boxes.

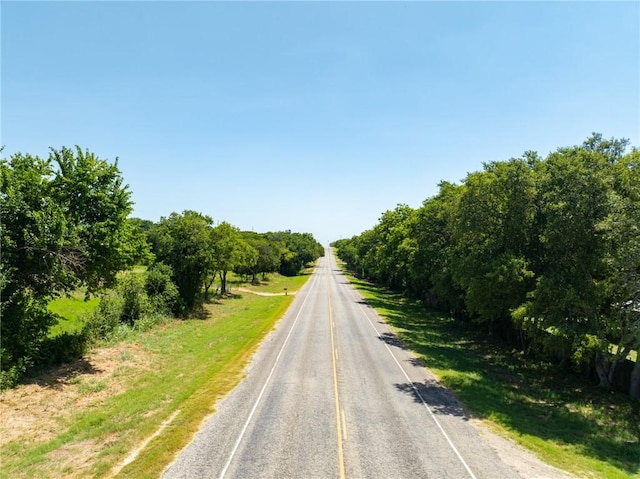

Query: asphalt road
[162,250,521,479]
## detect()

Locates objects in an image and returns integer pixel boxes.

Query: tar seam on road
[217,273,319,479]
[340,260,479,479]
[328,273,347,479]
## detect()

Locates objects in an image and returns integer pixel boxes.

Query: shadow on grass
[26,358,102,391]
[186,305,213,320]
[353,278,640,476]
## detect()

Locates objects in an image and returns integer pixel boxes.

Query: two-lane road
[163,250,520,478]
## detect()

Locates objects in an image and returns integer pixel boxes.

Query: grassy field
[46,269,301,337]
[231,270,313,294]
[48,291,99,337]
[47,265,148,337]
[347,274,640,479]
[1,274,309,479]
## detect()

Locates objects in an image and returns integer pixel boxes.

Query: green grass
[1,274,309,479]
[47,265,147,337]
[227,263,316,295]
[233,272,312,294]
[347,274,640,479]
[47,292,99,337]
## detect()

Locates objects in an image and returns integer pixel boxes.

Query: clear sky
[2,1,639,244]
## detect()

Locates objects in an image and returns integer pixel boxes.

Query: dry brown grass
[0,342,155,449]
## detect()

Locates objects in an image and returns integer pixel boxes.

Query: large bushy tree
[451,158,538,335]
[152,210,213,313]
[1,147,138,386]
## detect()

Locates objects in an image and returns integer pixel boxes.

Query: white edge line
[218,273,319,479]
[347,282,478,479]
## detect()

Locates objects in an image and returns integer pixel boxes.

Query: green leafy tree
[352,228,379,280]
[254,235,283,281]
[1,147,137,387]
[144,262,179,314]
[153,211,212,313]
[266,231,323,276]
[333,238,358,271]
[525,136,623,374]
[233,239,259,283]
[118,272,149,325]
[127,217,155,265]
[451,159,538,336]
[333,134,639,397]
[210,222,241,295]
[238,232,283,283]
[50,146,140,292]
[591,144,640,391]
[359,205,415,291]
[410,182,466,314]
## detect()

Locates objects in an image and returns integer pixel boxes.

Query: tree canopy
[1,147,141,386]
[334,134,640,398]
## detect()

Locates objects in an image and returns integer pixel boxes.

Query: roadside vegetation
[347,273,640,479]
[1,146,324,390]
[0,145,323,476]
[333,134,639,401]
[0,278,307,478]
[48,292,100,337]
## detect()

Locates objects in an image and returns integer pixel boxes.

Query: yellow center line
[328,281,346,479]
[342,409,348,441]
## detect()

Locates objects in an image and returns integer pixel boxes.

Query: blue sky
[2,1,639,244]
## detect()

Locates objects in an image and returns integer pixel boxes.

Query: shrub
[134,313,170,333]
[145,263,179,315]
[0,360,27,391]
[83,292,123,341]
[0,293,59,389]
[119,272,149,325]
[35,330,88,368]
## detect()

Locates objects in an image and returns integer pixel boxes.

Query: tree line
[1,146,324,388]
[135,213,324,313]
[333,134,639,399]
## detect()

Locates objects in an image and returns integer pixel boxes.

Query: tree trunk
[220,271,227,295]
[594,351,614,389]
[607,359,619,389]
[203,277,215,300]
[630,359,640,400]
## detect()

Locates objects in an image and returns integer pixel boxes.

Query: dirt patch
[45,438,104,478]
[0,342,154,448]
[236,287,297,296]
